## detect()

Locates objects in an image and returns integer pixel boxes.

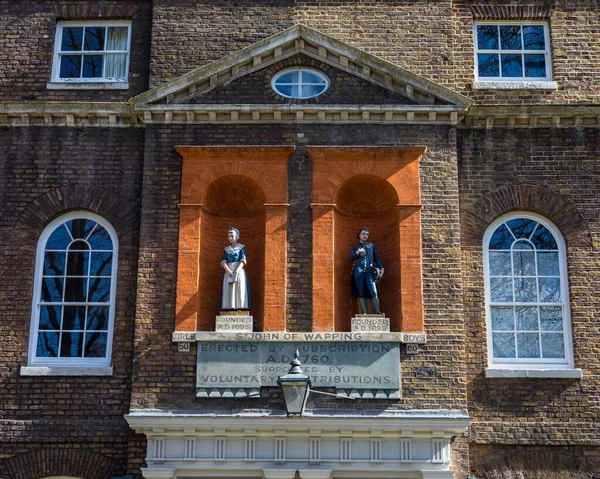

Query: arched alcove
[176,146,292,333]
[309,146,425,333]
[334,175,400,331]
[200,176,266,330]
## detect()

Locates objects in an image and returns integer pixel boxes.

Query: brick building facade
[0,1,599,478]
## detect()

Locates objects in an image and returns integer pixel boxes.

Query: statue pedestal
[216,311,253,332]
[351,314,390,332]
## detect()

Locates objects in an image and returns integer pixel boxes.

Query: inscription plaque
[196,341,400,398]
[216,315,253,332]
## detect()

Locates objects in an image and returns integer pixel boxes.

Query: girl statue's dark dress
[349,227,384,315]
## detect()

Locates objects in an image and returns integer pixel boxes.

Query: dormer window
[271,68,329,99]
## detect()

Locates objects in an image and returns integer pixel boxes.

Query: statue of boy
[220,227,251,310]
[349,227,384,314]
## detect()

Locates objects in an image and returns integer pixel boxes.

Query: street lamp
[277,349,312,417]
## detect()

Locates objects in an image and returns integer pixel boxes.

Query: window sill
[46,82,129,90]
[20,366,113,376]
[473,80,558,90]
[486,368,582,379]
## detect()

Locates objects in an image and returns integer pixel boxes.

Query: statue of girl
[220,227,251,310]
[349,227,384,314]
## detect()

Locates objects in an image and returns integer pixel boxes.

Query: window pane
[517,332,540,358]
[277,71,299,83]
[302,71,327,85]
[88,278,111,303]
[46,224,72,249]
[60,332,84,357]
[507,218,537,239]
[84,332,107,358]
[541,333,565,358]
[489,251,511,276]
[63,305,86,330]
[104,54,127,78]
[64,277,87,302]
[59,55,82,79]
[478,54,500,77]
[67,250,89,276]
[530,225,557,249]
[90,252,112,276]
[61,27,83,51]
[84,26,106,51]
[87,306,110,330]
[514,277,537,302]
[87,225,112,250]
[37,332,60,357]
[39,306,62,330]
[83,55,104,78]
[537,251,559,276]
[516,306,538,330]
[41,277,63,302]
[491,306,514,330]
[477,25,499,49]
[276,85,299,97]
[106,26,128,50]
[539,277,561,302]
[501,54,523,77]
[491,277,513,302]
[523,26,545,50]
[489,223,513,249]
[492,332,516,358]
[524,54,546,77]
[513,250,535,276]
[540,306,563,331]
[500,25,522,50]
[44,251,66,276]
[67,219,96,240]
[302,84,326,98]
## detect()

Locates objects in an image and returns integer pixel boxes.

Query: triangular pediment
[131,25,472,125]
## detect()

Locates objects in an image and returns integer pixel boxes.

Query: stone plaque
[196,341,400,398]
[351,315,390,332]
[215,315,253,332]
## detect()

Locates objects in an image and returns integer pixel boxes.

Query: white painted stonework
[125,410,470,479]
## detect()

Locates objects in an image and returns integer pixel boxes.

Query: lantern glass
[278,375,311,417]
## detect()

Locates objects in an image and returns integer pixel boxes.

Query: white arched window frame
[27,212,118,371]
[483,212,577,376]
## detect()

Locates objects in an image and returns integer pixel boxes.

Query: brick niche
[308,147,425,333]
[175,146,293,332]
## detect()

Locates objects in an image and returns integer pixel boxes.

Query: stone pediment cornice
[130,24,473,110]
[2,102,600,128]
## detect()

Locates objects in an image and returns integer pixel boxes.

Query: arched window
[28,212,117,368]
[483,212,573,370]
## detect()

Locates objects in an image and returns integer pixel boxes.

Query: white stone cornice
[125,409,470,436]
[127,410,468,479]
[135,104,466,125]
[0,102,139,128]
[463,105,600,129]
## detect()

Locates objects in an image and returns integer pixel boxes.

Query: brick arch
[10,184,137,248]
[1,448,119,479]
[178,147,290,206]
[462,184,591,248]
[335,174,399,216]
